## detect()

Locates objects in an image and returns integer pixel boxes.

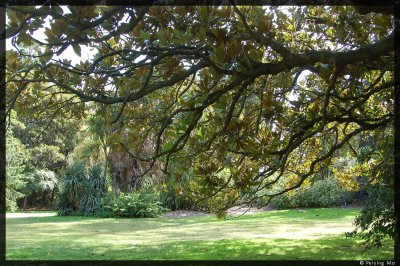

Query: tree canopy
[4,4,395,213]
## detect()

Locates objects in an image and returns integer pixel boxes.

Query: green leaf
[43,48,53,62]
[248,49,263,62]
[44,27,55,39]
[163,141,174,152]
[72,44,81,56]
[197,128,205,138]
[214,43,225,62]
[119,23,131,33]
[198,7,208,21]
[198,27,206,41]
[16,32,32,46]
[140,30,150,40]
[7,11,20,23]
[51,5,64,15]
[156,30,168,46]
[113,35,120,44]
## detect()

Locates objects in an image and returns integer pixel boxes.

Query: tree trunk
[23,196,28,210]
[103,144,108,187]
[50,187,56,204]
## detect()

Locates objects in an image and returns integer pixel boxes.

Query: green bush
[21,169,58,208]
[346,132,394,248]
[159,184,194,211]
[79,187,101,215]
[159,174,196,211]
[98,189,168,218]
[79,164,106,215]
[272,177,351,209]
[57,162,105,215]
[346,184,394,248]
[58,162,167,218]
[270,193,295,209]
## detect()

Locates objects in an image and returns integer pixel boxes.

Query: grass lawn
[6,208,394,260]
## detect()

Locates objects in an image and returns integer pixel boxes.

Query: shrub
[272,177,351,209]
[20,169,58,208]
[87,164,106,193]
[159,174,196,211]
[270,193,296,209]
[57,162,105,215]
[58,162,167,218]
[159,184,194,211]
[6,193,23,212]
[98,189,167,218]
[346,184,394,248]
[79,164,106,215]
[346,132,394,248]
[346,131,394,249]
[79,187,101,215]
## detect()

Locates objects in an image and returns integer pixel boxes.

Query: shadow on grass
[6,208,362,248]
[7,236,393,260]
[7,207,361,225]
[6,216,356,243]
[6,208,393,260]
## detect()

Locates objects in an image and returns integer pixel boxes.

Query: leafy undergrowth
[6,208,394,260]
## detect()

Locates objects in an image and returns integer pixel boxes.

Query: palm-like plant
[58,162,106,215]
[59,162,86,211]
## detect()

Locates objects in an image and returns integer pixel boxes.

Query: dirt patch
[163,210,210,218]
[227,205,267,216]
[163,205,270,218]
[345,201,365,208]
[6,212,57,219]
[23,207,54,211]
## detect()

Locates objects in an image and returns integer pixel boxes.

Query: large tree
[4,4,396,254]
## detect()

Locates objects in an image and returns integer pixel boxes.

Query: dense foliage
[58,161,166,218]
[6,113,28,211]
[271,177,352,209]
[4,5,395,250]
[98,189,167,218]
[159,174,197,211]
[346,128,394,248]
[5,84,83,210]
[57,162,106,215]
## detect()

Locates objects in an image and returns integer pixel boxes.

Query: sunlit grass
[6,208,394,260]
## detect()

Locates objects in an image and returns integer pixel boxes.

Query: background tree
[6,48,85,208]
[5,111,28,211]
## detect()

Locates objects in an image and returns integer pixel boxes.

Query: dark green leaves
[72,44,81,56]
